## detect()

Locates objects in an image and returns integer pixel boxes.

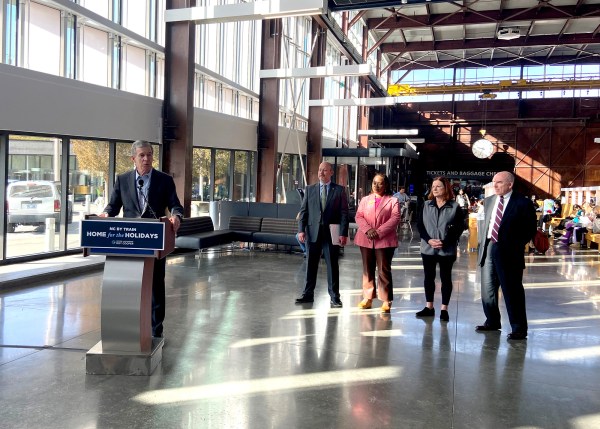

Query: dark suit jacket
[104,169,183,219]
[298,182,349,243]
[478,191,537,269]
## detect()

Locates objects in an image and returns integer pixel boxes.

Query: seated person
[538,200,560,230]
[591,208,600,234]
[574,213,593,248]
[557,205,585,243]
[393,187,410,221]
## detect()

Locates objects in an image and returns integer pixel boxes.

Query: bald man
[476,171,537,340]
[295,162,349,307]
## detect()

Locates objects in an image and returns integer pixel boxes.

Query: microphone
[137,178,158,219]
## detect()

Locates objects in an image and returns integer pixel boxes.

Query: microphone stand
[138,180,158,219]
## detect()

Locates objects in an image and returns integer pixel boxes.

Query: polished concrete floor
[1,231,600,429]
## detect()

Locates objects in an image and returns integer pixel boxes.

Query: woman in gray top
[416,177,465,322]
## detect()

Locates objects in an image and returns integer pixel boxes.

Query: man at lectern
[100,140,183,339]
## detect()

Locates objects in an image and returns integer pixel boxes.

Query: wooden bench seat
[585,232,600,249]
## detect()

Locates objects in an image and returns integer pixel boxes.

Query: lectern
[81,216,174,375]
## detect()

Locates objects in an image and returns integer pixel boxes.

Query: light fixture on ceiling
[497,27,521,40]
[472,98,494,159]
[594,138,600,144]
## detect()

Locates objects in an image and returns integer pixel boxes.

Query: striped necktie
[491,195,504,243]
[320,184,327,212]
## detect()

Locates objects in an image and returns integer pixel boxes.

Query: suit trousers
[152,257,166,337]
[481,241,528,333]
[421,253,456,305]
[302,224,341,300]
[359,246,395,302]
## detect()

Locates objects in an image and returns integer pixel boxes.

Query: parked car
[6,181,73,232]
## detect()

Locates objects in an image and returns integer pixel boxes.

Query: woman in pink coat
[354,173,401,313]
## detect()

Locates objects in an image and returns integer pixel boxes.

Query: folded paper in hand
[329,224,341,246]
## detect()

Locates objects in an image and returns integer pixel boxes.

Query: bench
[174,216,300,251]
[252,218,299,247]
[585,232,600,249]
[225,216,262,242]
[175,217,232,250]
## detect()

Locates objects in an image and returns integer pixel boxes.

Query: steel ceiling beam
[367,4,599,30]
[381,33,600,54]
[328,0,455,12]
[314,13,387,96]
[387,54,600,71]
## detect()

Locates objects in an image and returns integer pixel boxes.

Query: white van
[6,181,73,232]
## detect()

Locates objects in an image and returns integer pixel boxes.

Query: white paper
[329,224,341,245]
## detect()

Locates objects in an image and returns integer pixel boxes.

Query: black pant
[152,257,166,337]
[480,241,528,334]
[575,227,587,244]
[421,253,456,305]
[302,224,340,301]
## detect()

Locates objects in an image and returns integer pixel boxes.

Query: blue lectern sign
[81,219,165,256]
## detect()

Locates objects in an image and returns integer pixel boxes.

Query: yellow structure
[387,78,600,96]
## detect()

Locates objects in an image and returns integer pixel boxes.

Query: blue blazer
[298,182,349,243]
[104,169,183,219]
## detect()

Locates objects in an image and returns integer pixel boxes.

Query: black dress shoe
[440,309,449,322]
[295,295,314,304]
[475,325,501,332]
[330,300,343,308]
[416,307,435,317]
[507,332,527,340]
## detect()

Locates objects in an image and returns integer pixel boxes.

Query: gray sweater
[417,199,464,256]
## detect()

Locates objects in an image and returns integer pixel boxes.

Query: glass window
[156,0,165,45]
[80,0,110,19]
[222,87,234,115]
[111,35,121,89]
[277,153,304,204]
[69,139,109,249]
[192,147,211,204]
[205,79,217,111]
[214,149,230,201]
[27,2,61,76]
[4,0,18,65]
[147,51,156,97]
[239,94,248,118]
[123,0,147,38]
[156,56,164,100]
[5,136,68,257]
[64,14,76,79]
[233,151,248,201]
[115,142,160,177]
[81,26,109,86]
[122,44,146,95]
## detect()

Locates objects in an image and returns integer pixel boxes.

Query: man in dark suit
[476,171,537,340]
[295,162,349,307]
[100,140,183,338]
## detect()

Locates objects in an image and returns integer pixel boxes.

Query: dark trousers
[480,241,528,334]
[359,246,396,302]
[574,227,587,244]
[152,257,166,337]
[421,253,456,305]
[302,224,340,300]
